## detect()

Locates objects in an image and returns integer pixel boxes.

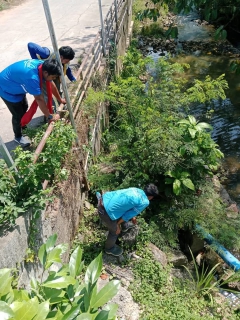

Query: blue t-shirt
[0,59,42,103]
[102,188,149,221]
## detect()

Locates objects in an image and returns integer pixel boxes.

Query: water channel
[150,12,240,205]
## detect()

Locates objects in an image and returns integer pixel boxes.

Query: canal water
[151,12,240,205]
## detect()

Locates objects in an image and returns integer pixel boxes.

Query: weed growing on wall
[0,122,75,232]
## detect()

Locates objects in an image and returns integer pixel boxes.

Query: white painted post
[0,136,17,172]
[98,0,107,56]
[41,0,80,146]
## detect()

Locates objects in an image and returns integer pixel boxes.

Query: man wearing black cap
[97,183,159,256]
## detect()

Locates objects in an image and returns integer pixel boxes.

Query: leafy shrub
[0,122,75,227]
[0,234,120,319]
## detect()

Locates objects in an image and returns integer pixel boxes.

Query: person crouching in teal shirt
[97,183,159,256]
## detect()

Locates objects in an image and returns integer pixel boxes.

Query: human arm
[66,66,76,82]
[121,202,149,222]
[116,218,125,235]
[51,82,66,104]
[34,94,60,120]
[27,42,50,60]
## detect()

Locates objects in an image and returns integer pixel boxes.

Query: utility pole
[42,0,80,146]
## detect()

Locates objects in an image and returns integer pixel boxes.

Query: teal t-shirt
[102,188,149,221]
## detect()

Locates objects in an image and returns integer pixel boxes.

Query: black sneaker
[121,221,135,233]
[105,245,123,256]
[14,136,31,147]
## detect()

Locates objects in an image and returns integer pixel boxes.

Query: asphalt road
[0,0,113,152]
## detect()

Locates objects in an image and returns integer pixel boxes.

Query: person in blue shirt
[0,59,61,147]
[27,42,77,85]
[97,183,159,256]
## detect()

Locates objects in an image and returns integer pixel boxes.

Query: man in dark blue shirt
[28,42,76,83]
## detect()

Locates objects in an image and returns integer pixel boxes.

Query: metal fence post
[114,0,118,25]
[42,0,80,146]
[98,0,107,56]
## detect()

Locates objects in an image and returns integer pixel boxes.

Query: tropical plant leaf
[33,301,50,320]
[91,280,120,308]
[69,246,83,278]
[38,244,47,267]
[196,122,212,131]
[0,269,12,297]
[188,115,197,125]
[76,314,92,320]
[41,276,76,289]
[11,297,39,320]
[62,305,81,320]
[45,234,57,253]
[0,301,14,320]
[188,128,197,138]
[85,252,102,286]
[182,178,195,191]
[173,179,181,195]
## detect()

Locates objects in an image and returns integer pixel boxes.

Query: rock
[226,203,239,218]
[168,249,188,267]
[121,225,139,247]
[84,200,91,210]
[148,243,168,267]
[98,276,140,320]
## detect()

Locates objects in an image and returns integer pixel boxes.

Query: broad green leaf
[49,297,69,305]
[76,314,92,320]
[38,244,47,267]
[103,303,118,319]
[42,276,76,289]
[178,119,190,125]
[33,301,50,320]
[74,283,85,297]
[69,246,83,278]
[188,115,197,125]
[173,179,181,195]
[91,280,120,308]
[165,170,176,178]
[62,305,81,320]
[179,147,186,156]
[180,171,190,178]
[12,289,29,301]
[0,301,14,320]
[47,309,63,320]
[182,178,195,191]
[45,234,57,253]
[30,277,38,291]
[188,128,196,138]
[85,252,102,286]
[83,287,90,312]
[11,297,38,320]
[55,243,68,254]
[0,269,13,297]
[95,310,109,320]
[196,122,212,131]
[45,248,63,269]
[41,287,62,300]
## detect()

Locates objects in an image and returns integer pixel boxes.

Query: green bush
[0,234,120,320]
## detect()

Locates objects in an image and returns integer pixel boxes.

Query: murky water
[151,12,240,205]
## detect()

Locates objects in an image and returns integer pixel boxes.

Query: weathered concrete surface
[0,164,84,287]
[0,0,113,152]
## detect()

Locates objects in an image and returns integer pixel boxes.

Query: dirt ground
[0,0,26,10]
